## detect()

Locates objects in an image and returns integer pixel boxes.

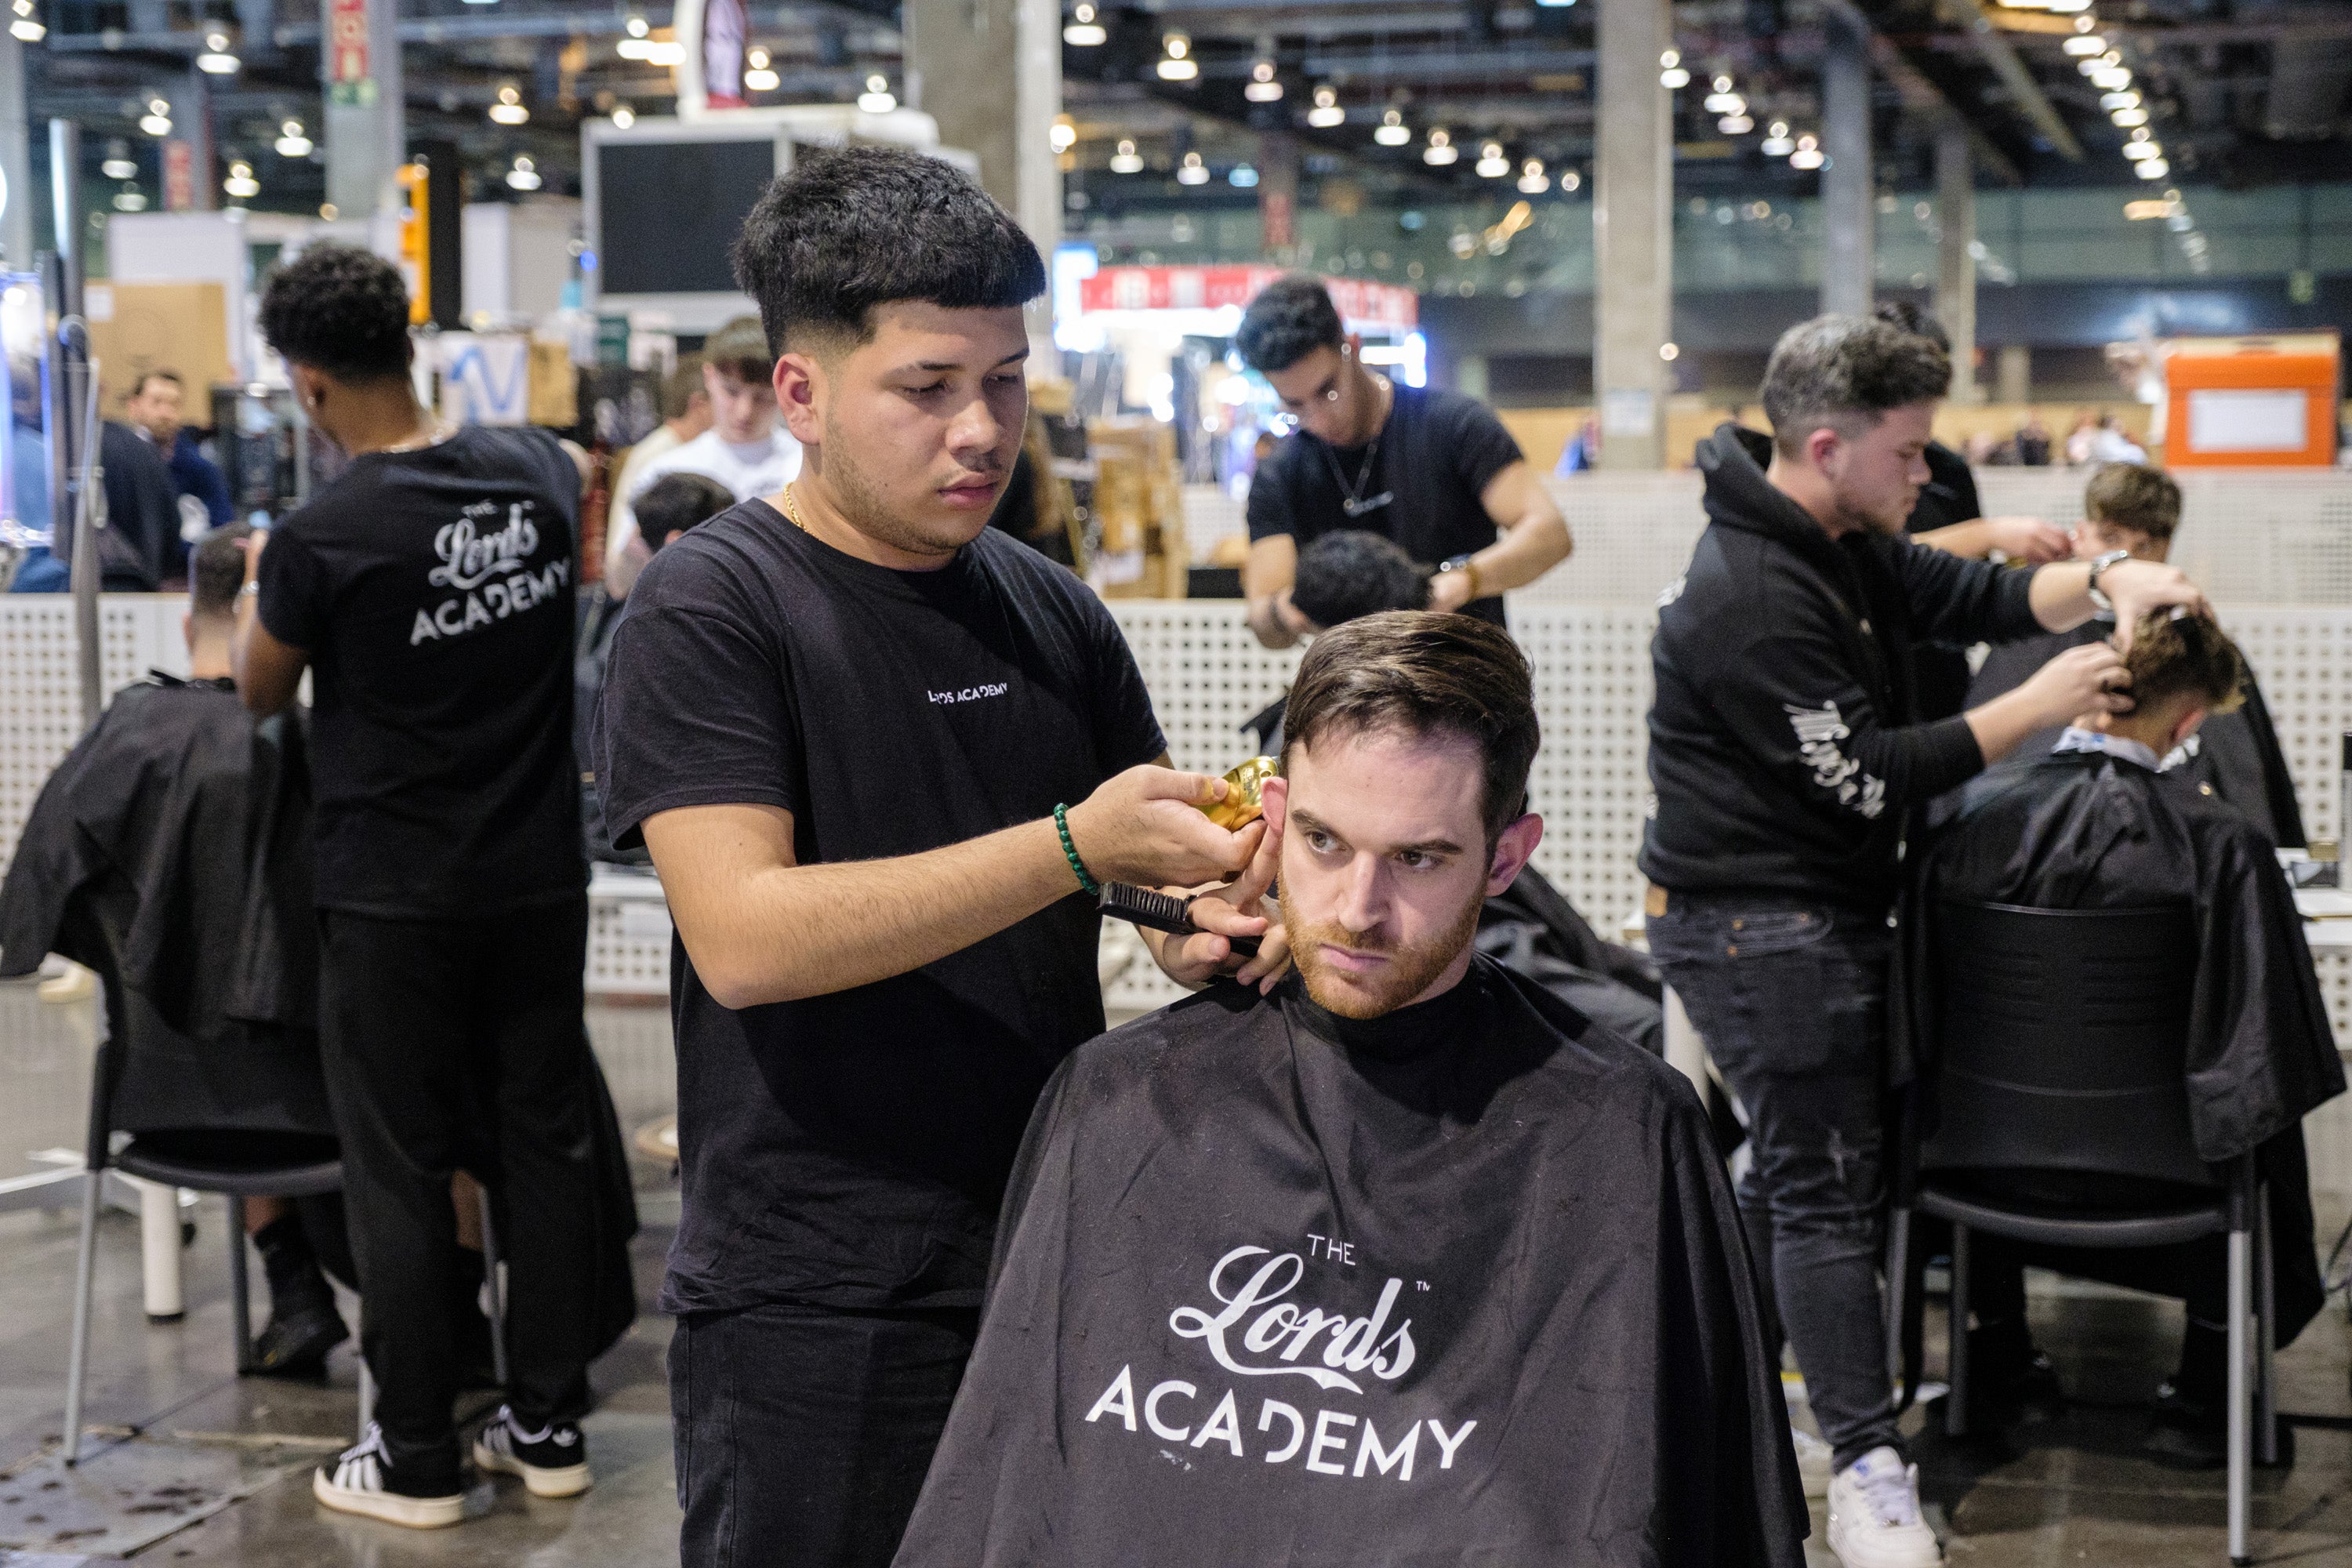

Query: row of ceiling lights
[1663,55,1828,170]
[2063,16,2169,181]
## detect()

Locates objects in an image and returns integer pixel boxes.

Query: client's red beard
[1283,886,1484,1020]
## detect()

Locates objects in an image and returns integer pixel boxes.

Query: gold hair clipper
[1201,756,1278,831]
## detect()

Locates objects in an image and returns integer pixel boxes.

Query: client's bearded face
[1275,727,1500,1020]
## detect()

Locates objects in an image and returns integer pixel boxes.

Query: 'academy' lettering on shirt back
[410,497,571,646]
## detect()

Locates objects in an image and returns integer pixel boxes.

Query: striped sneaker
[472,1404,592,1498]
[311,1423,464,1529]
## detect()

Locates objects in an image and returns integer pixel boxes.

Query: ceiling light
[1659,342,1679,361]
[274,118,311,157]
[2090,66,2132,89]
[100,141,135,180]
[858,74,897,111]
[112,184,146,211]
[1423,126,1457,165]
[2063,33,2106,55]
[1306,84,1344,128]
[489,85,529,124]
[1229,162,1258,187]
[2137,157,2169,179]
[1560,168,1581,191]
[626,13,648,36]
[1789,132,1824,169]
[1516,158,1548,194]
[1063,2,1106,45]
[617,34,685,64]
[1659,49,1689,89]
[195,31,238,73]
[2123,139,2162,160]
[611,103,636,128]
[506,154,541,191]
[1704,74,1742,114]
[9,8,41,41]
[1049,115,1076,153]
[1156,34,1197,81]
[743,46,778,91]
[2101,89,2140,110]
[2112,106,2149,126]
[1109,137,1143,173]
[139,110,172,136]
[1374,107,1410,145]
[1245,60,1282,102]
[1176,150,1208,185]
[1476,140,1510,176]
[2123,198,2175,220]
[223,158,258,198]
[1760,119,1793,155]
[1719,114,1753,134]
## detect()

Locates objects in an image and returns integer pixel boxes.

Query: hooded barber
[1639,314,2204,1568]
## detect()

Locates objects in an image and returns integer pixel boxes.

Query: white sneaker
[1826,1446,1942,1568]
[473,1403,593,1498]
[312,1423,464,1529]
[1791,1425,1834,1499]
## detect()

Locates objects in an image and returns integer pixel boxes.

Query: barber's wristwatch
[1437,554,1483,603]
[2085,547,2131,614]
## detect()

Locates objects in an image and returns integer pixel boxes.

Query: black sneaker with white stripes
[311,1423,464,1529]
[472,1404,592,1498]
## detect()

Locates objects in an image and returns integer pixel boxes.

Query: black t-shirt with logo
[593,503,1167,1315]
[1246,384,1524,626]
[256,426,585,919]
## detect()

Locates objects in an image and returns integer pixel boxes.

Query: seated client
[895,613,1806,1566]
[1910,611,2343,1465]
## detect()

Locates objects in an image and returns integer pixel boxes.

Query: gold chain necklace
[779,482,810,534]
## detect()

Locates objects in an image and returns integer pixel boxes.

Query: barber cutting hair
[595,146,1282,1568]
[1640,314,2205,1568]
[1235,276,1570,647]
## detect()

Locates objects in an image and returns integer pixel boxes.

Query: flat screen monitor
[595,138,778,299]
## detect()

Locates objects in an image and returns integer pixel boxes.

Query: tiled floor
[3,974,2351,1565]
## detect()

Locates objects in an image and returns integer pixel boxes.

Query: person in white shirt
[626,315,802,539]
[602,358,711,597]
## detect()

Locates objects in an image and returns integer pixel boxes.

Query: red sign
[328,0,371,103]
[1077,266,1417,330]
[162,140,194,212]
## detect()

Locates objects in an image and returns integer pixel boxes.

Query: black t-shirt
[593,505,1167,1315]
[1246,384,1523,625]
[256,426,585,919]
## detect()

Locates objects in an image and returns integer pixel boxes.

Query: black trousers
[670,1301,979,1568]
[318,894,604,1481]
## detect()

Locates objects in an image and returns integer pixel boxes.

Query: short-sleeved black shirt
[256,426,584,919]
[1246,384,1523,625]
[593,504,1167,1315]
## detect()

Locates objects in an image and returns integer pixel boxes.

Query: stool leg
[1885,1205,1911,1390]
[1947,1222,1971,1439]
[477,1185,509,1388]
[227,1195,252,1374]
[2229,1223,2251,1566]
[2257,1192,2278,1467]
[62,1167,103,1466]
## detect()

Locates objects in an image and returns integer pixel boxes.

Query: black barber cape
[1905,751,2343,1336]
[895,956,1806,1568]
[0,675,329,1134]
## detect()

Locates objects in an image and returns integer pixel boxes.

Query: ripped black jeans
[1646,890,1900,1469]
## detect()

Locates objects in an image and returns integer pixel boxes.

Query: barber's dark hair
[1236,275,1344,376]
[2085,461,2181,542]
[132,368,183,398]
[661,354,706,419]
[189,522,255,620]
[257,245,412,384]
[1291,529,1431,628]
[731,145,1046,356]
[1871,299,1950,355]
[1281,612,1538,844]
[1760,314,1951,459]
[2124,611,2245,716]
[635,472,735,552]
[702,318,772,383]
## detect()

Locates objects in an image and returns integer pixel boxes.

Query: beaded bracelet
[1054,803,1100,895]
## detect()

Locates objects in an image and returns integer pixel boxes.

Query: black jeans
[670,1301,979,1568]
[1647,888,1901,1469]
[318,894,605,1486]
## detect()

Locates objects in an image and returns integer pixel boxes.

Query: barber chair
[58,927,506,1465]
[1884,902,2274,1567]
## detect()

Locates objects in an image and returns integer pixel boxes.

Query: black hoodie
[1640,426,2041,909]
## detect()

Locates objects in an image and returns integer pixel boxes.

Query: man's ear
[1805,425,1841,473]
[1485,812,1544,898]
[1259,775,1289,834]
[773,354,822,446]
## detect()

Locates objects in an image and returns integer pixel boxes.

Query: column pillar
[1258,131,1298,265]
[1997,343,2031,407]
[907,0,1060,354]
[0,29,31,267]
[183,68,216,212]
[323,0,404,223]
[1593,0,1671,470]
[1934,120,1977,402]
[1819,6,1872,318]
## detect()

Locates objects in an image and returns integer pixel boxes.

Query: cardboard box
[84,281,234,420]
